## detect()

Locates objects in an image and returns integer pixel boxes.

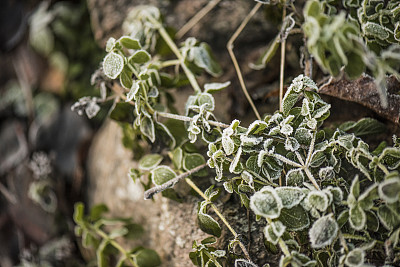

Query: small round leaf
[151,166,176,185]
[309,214,339,248]
[250,186,282,219]
[103,52,125,79]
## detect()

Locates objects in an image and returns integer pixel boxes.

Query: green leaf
[378,176,400,203]
[377,205,400,231]
[191,43,222,77]
[286,168,304,186]
[183,153,207,176]
[339,118,386,136]
[140,116,155,143]
[349,204,366,231]
[120,66,133,89]
[119,36,141,50]
[89,204,109,221]
[279,205,310,231]
[204,81,231,94]
[344,52,365,79]
[151,166,177,186]
[307,191,329,212]
[197,93,215,111]
[275,187,305,209]
[345,248,365,267]
[249,35,280,70]
[97,240,110,267]
[132,248,161,267]
[103,52,125,79]
[106,37,117,52]
[309,214,339,248]
[366,211,380,232]
[282,93,299,116]
[129,50,151,64]
[73,202,85,224]
[170,147,183,169]
[380,147,400,170]
[250,186,282,219]
[139,154,163,171]
[198,201,222,237]
[350,175,360,199]
[358,184,379,210]
[362,22,390,40]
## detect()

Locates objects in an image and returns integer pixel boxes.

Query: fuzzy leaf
[279,205,310,231]
[151,166,176,186]
[250,186,282,219]
[139,154,163,171]
[339,118,386,136]
[183,153,206,176]
[171,148,183,169]
[276,187,305,209]
[309,214,339,248]
[282,93,299,116]
[362,22,390,40]
[103,52,124,79]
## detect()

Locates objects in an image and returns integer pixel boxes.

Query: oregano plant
[72,1,400,266]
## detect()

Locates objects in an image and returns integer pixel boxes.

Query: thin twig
[144,163,207,199]
[279,7,287,113]
[157,111,230,128]
[176,0,222,39]
[227,2,262,120]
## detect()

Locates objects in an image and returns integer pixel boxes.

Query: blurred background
[0,0,104,265]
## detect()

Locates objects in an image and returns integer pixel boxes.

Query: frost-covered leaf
[235,259,258,267]
[358,184,378,210]
[350,175,360,199]
[349,204,366,231]
[250,186,282,219]
[279,205,310,231]
[198,201,221,237]
[308,191,329,212]
[246,156,261,174]
[366,211,379,232]
[183,153,206,176]
[285,137,300,151]
[229,147,242,173]
[119,36,141,50]
[222,136,235,156]
[190,43,222,77]
[309,214,339,248]
[140,116,155,143]
[345,248,365,267]
[380,148,400,170]
[126,81,140,101]
[120,67,133,89]
[264,221,286,245]
[129,50,151,64]
[362,22,390,40]
[276,187,305,209]
[286,168,304,186]
[103,52,125,79]
[328,187,343,204]
[151,166,176,185]
[312,104,331,120]
[197,93,215,111]
[378,176,400,203]
[318,167,335,181]
[139,154,163,171]
[377,205,400,231]
[204,81,231,93]
[339,118,386,137]
[106,37,117,52]
[295,128,312,145]
[282,93,299,116]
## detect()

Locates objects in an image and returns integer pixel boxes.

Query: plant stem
[175,0,221,39]
[184,178,252,261]
[279,6,287,113]
[144,164,207,199]
[91,225,137,267]
[227,2,262,120]
[159,59,180,68]
[146,15,202,93]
